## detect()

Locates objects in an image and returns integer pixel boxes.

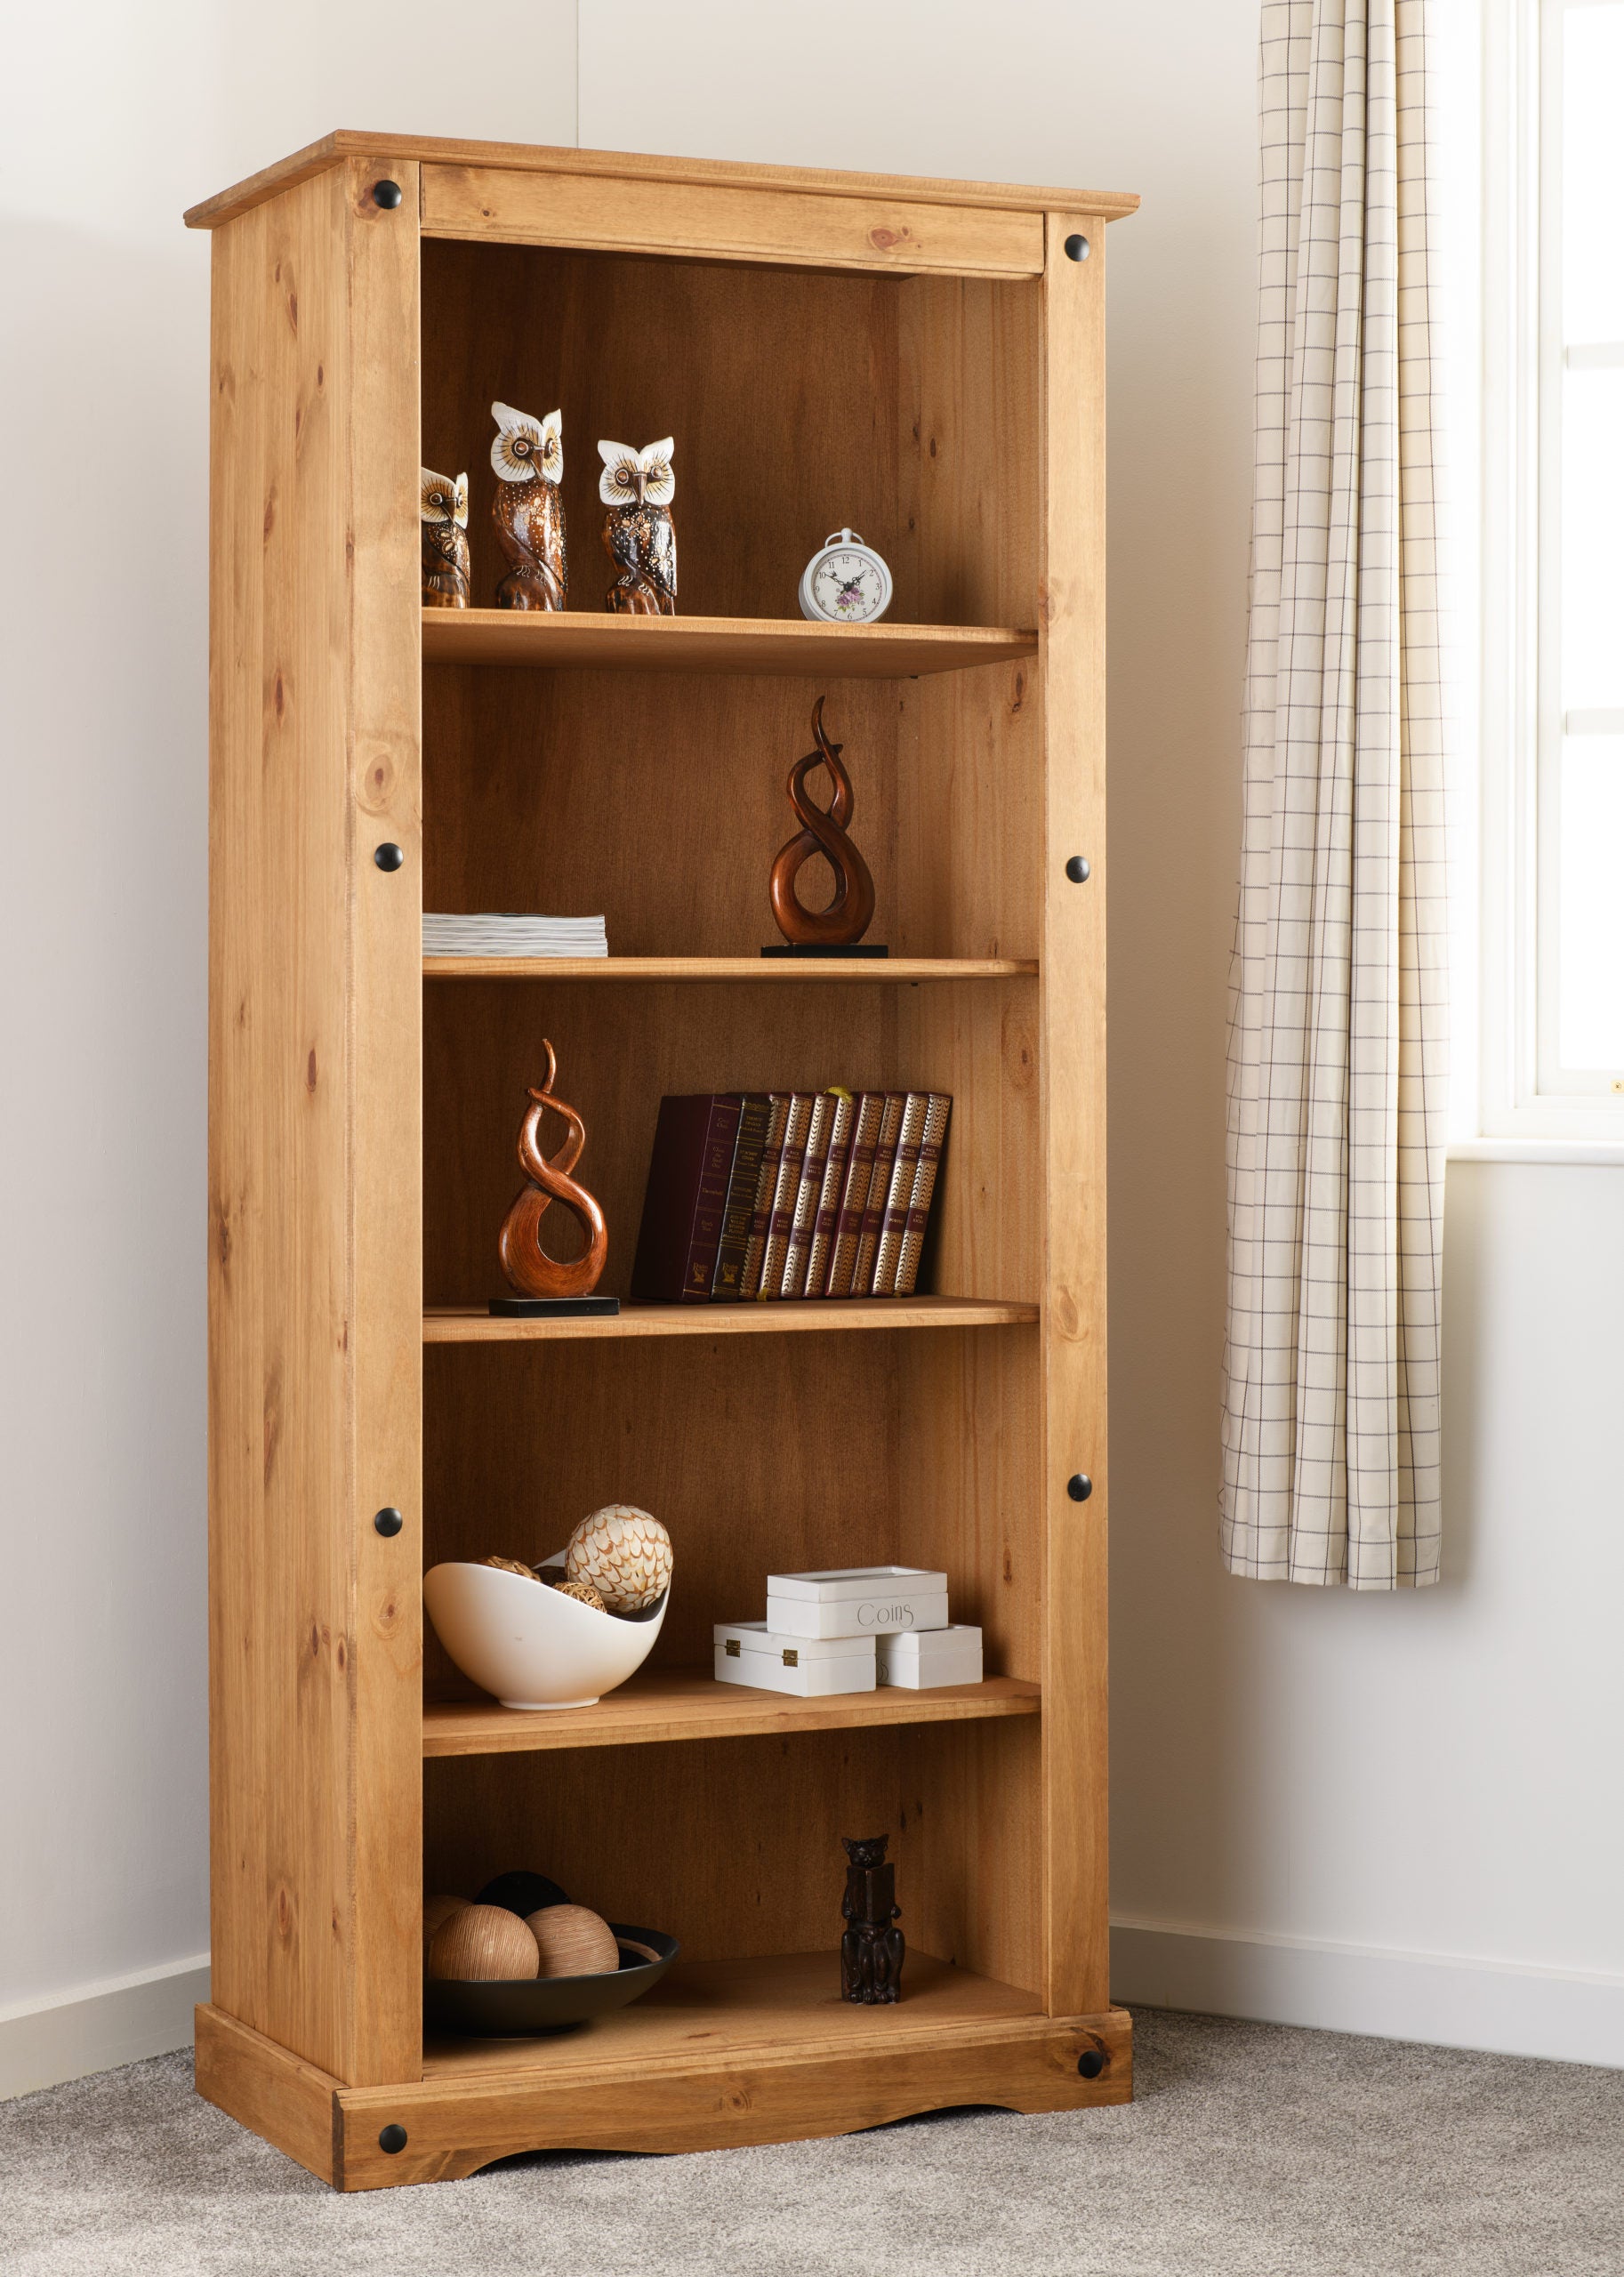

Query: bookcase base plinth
[195,1967,1132,2193]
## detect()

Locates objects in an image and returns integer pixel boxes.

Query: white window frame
[1477,0,1624,1148]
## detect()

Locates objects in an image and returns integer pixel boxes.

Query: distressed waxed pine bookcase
[188,131,1137,2192]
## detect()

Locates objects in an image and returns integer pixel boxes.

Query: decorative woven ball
[427,1903,540,1983]
[477,1870,569,1917]
[564,1507,672,1613]
[483,1555,539,1581]
[422,1893,471,1953]
[524,1903,622,1978]
[551,1577,607,1612]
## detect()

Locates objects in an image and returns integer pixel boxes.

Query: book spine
[780,1091,837,1299]
[757,1093,813,1299]
[679,1095,744,1300]
[802,1090,855,1298]
[892,1093,952,1298]
[850,1092,905,1296]
[823,1091,885,1298]
[869,1092,929,1297]
[628,1094,743,1303]
[740,1093,791,1298]
[710,1094,773,1300]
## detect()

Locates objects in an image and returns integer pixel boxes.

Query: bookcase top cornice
[182,129,1142,232]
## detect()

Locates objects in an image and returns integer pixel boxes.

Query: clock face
[811,549,887,622]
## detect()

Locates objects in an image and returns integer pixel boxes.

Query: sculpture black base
[488,1294,622,1317]
[760,943,889,958]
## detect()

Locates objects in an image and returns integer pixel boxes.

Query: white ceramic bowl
[424,1562,668,1710]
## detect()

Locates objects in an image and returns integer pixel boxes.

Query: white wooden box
[713,1621,877,1697]
[876,1624,984,1689]
[764,1566,950,1641]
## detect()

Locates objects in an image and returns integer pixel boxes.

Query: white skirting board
[0,1956,210,2102]
[1112,1919,1624,2070]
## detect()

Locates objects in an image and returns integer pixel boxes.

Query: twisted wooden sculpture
[768,697,876,947]
[497,1043,608,1299]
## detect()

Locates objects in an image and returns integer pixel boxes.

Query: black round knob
[374,841,405,872]
[1077,2048,1106,2080]
[374,1507,404,1538]
[1064,233,1091,262]
[373,181,403,210]
[1065,856,1091,884]
[1067,1473,1093,1503]
[378,2122,408,2153]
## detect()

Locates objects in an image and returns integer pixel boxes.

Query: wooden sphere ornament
[565,1507,672,1613]
[551,1577,607,1612]
[497,1042,609,1300]
[422,1893,471,1953]
[525,1903,622,1978]
[427,1903,540,1982]
[768,698,877,948]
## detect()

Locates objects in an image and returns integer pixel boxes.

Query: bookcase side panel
[342,153,427,2086]
[206,157,423,2087]
[207,169,360,2080]
[1038,215,1111,2019]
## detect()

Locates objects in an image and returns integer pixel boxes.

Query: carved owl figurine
[420,469,470,608]
[598,438,677,616]
[491,402,567,610]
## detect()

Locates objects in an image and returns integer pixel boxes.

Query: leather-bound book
[710,1094,774,1300]
[630,1094,744,1303]
[800,1089,855,1298]
[757,1093,814,1299]
[740,1093,792,1298]
[869,1092,929,1297]
[850,1092,906,1296]
[780,1090,839,1299]
[892,1093,952,1297]
[823,1090,885,1298]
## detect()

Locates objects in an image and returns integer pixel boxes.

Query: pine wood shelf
[423,1296,1039,1343]
[423,955,1038,982]
[422,1670,1041,1758]
[422,608,1038,677]
[423,1951,1044,2075]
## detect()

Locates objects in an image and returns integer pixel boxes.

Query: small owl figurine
[491,402,567,610]
[599,438,677,616]
[420,469,470,608]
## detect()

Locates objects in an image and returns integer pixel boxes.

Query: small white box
[876,1625,984,1689]
[713,1621,877,1697]
[764,1566,951,1641]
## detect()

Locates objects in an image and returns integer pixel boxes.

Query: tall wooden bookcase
[188,132,1137,2192]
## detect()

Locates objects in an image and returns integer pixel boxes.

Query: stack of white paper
[422,913,608,958]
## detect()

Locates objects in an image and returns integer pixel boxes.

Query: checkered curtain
[1221,0,1450,1588]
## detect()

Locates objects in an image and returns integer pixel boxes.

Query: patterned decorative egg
[565,1505,672,1613]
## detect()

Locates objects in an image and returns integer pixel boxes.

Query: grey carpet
[3,2009,1621,2277]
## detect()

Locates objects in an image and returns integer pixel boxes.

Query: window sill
[1448,1138,1624,1167]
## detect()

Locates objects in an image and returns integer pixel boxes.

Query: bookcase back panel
[420,244,1040,630]
[423,665,1041,961]
[422,1718,1041,1991]
[422,977,1036,1306]
[425,1330,1040,1678]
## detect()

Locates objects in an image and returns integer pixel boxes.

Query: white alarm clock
[799,530,893,624]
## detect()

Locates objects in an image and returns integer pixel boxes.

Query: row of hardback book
[631,1090,952,1304]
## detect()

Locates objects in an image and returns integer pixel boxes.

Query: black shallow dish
[423,1925,680,2039]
